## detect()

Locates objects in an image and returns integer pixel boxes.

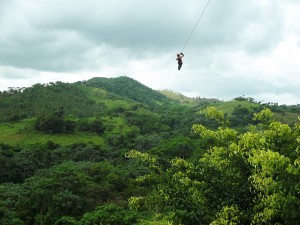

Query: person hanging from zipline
[176,53,184,70]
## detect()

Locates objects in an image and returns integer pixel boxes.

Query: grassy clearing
[0,118,105,146]
[214,100,259,115]
[274,111,299,124]
[18,132,104,146]
[159,90,194,104]
[160,89,219,106]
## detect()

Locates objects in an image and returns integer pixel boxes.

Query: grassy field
[160,89,220,107]
[274,111,300,124]
[213,100,259,115]
[0,118,105,146]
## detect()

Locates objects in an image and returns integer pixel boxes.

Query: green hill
[0,76,299,146]
[0,76,171,123]
[86,76,170,106]
[0,76,300,224]
[0,77,196,146]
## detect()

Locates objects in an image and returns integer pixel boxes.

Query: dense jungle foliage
[0,76,299,224]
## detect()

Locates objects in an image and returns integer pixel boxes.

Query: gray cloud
[0,0,286,66]
[0,0,299,104]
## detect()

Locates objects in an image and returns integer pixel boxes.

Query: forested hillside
[86,76,170,106]
[0,76,299,224]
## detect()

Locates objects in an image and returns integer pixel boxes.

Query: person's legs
[178,63,183,70]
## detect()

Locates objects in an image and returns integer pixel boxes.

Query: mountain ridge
[0,76,299,125]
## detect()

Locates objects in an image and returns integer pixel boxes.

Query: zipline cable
[165,0,211,77]
[181,0,211,52]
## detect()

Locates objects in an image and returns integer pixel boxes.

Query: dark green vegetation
[0,76,299,224]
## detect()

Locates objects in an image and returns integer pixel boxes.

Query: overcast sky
[0,0,299,105]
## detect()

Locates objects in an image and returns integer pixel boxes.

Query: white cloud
[254,35,300,85]
[251,93,299,105]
